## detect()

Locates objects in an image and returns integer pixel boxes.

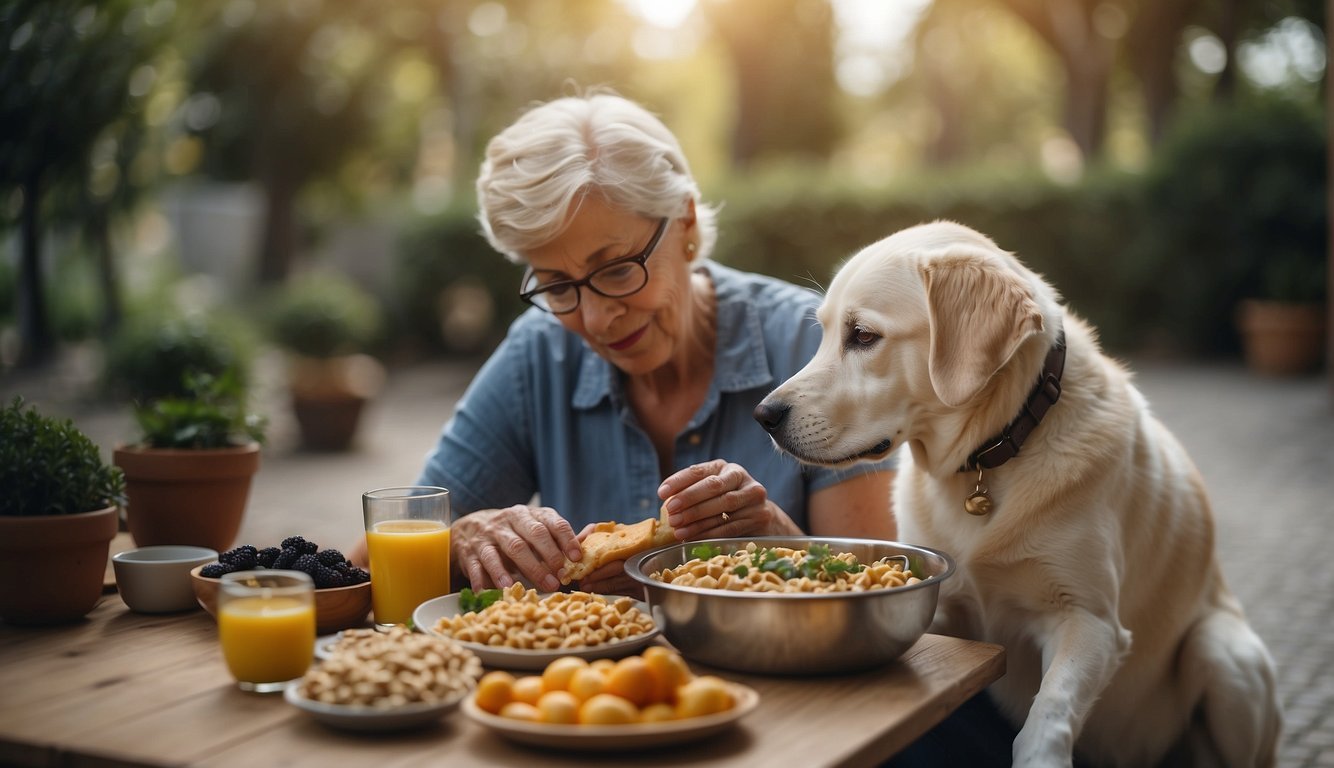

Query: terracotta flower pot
[114,443,261,552]
[291,393,368,451]
[1236,299,1327,377]
[0,506,119,625]
[288,354,384,452]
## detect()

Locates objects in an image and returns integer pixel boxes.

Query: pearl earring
[686,242,697,255]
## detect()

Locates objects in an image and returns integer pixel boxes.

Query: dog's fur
[756,222,1280,767]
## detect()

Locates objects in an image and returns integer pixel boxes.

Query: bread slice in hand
[560,505,677,585]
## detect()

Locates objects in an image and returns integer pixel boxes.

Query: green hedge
[391,96,1325,359]
[391,207,528,355]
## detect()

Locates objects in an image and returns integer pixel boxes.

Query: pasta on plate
[433,584,655,650]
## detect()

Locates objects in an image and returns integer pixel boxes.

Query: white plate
[460,683,759,750]
[413,592,660,671]
[314,632,343,660]
[284,684,465,732]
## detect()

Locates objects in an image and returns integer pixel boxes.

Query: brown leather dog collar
[963,326,1067,473]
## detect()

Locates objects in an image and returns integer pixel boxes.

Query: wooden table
[0,594,1005,768]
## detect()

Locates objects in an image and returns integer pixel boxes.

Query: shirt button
[688,433,701,445]
[640,498,650,508]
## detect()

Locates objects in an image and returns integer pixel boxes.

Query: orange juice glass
[362,486,452,628]
[217,570,315,693]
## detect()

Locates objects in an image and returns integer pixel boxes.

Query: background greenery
[0,0,1327,379]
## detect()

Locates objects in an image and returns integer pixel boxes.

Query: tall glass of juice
[217,570,315,693]
[362,486,451,629]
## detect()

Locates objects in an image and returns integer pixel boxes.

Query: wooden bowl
[190,565,372,635]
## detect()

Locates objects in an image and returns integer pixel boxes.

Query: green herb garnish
[458,587,504,613]
[690,543,723,561]
[759,555,798,580]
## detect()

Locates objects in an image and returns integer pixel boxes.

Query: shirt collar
[572,262,774,409]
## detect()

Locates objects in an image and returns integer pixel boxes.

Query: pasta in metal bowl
[649,542,923,594]
[625,537,955,674]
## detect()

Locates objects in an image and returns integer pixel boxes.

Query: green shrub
[391,205,527,354]
[709,169,1145,351]
[1132,95,1327,355]
[132,371,266,449]
[0,397,125,516]
[267,270,382,358]
[104,313,251,401]
[384,100,1321,360]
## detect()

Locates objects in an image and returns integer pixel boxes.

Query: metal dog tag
[964,468,993,516]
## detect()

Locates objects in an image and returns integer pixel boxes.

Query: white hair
[475,93,718,263]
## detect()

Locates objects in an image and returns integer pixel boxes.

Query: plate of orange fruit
[461,646,758,750]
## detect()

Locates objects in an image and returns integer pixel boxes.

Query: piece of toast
[560,505,676,584]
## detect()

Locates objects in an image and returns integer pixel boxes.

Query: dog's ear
[922,255,1044,407]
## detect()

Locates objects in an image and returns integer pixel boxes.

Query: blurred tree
[1196,0,1325,101]
[1123,0,1203,145]
[906,0,1324,166]
[407,0,642,188]
[984,0,1130,158]
[0,0,171,366]
[186,0,403,283]
[701,0,843,168]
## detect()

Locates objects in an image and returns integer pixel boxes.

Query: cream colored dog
[755,221,1280,767]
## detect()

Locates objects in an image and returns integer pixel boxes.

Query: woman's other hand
[659,459,803,539]
[452,505,583,592]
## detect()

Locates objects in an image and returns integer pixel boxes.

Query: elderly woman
[412,93,896,595]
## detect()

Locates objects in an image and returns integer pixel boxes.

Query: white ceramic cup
[112,545,219,613]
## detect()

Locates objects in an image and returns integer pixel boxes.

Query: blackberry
[200,562,234,578]
[272,548,301,570]
[312,564,349,589]
[219,545,258,570]
[281,536,318,555]
[291,553,320,576]
[345,566,370,585]
[255,547,282,568]
[316,549,346,567]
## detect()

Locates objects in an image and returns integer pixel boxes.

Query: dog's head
[755,220,1059,470]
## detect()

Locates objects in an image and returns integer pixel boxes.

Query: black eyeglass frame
[518,217,670,315]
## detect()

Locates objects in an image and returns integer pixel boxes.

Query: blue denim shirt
[416,262,894,532]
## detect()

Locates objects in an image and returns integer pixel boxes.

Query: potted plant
[114,371,267,552]
[1236,246,1327,377]
[267,270,385,451]
[1138,95,1326,372]
[0,398,126,624]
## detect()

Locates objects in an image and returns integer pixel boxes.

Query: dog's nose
[753,402,790,434]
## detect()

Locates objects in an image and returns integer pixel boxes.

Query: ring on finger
[721,512,730,521]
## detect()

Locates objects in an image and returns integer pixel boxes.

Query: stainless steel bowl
[625,536,954,675]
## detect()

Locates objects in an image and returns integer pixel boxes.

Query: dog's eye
[847,325,880,348]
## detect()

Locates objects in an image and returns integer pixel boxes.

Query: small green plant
[0,398,126,516]
[133,371,267,449]
[268,271,382,359]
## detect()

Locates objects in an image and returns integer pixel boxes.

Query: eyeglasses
[519,217,669,315]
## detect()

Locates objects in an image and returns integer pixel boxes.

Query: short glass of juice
[362,486,452,629]
[217,570,315,693]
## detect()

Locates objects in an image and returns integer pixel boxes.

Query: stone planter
[114,443,261,552]
[0,506,119,624]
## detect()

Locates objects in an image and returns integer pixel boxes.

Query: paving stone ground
[4,351,1331,766]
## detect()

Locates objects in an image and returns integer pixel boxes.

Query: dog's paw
[1013,723,1076,768]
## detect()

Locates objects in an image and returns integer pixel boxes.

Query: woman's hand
[659,459,803,539]
[563,523,647,598]
[451,505,583,593]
